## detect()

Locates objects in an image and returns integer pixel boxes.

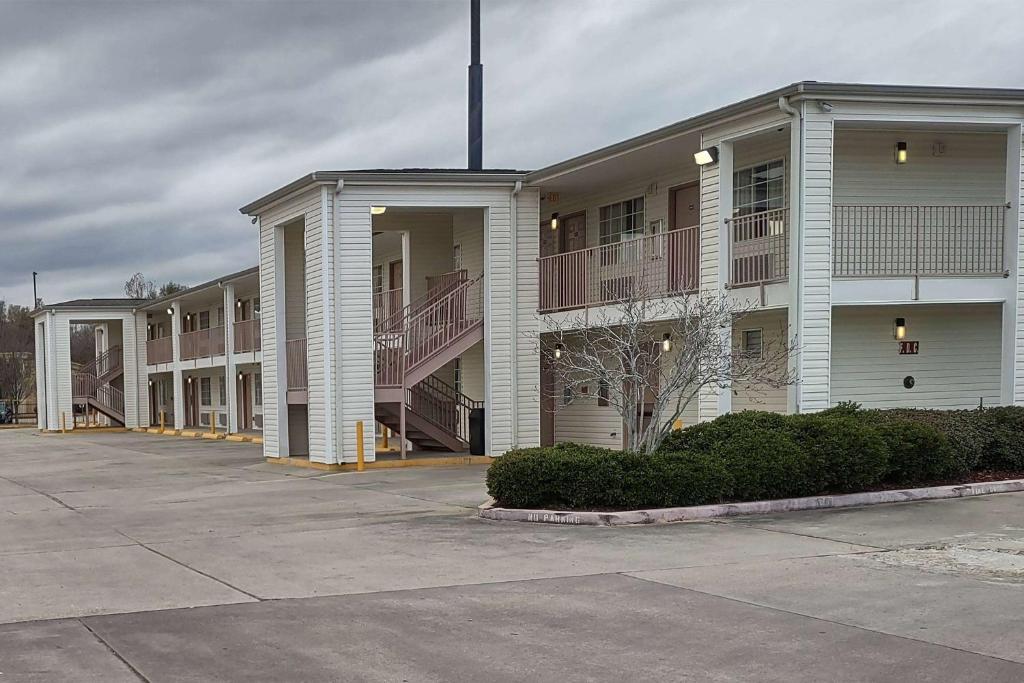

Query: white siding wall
[831,304,1002,409]
[452,209,485,278]
[257,186,323,458]
[514,187,542,450]
[834,130,1006,205]
[732,308,789,414]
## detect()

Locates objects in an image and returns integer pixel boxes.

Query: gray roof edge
[524,80,1024,184]
[239,170,527,216]
[143,265,259,311]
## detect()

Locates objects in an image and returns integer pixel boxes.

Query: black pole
[468,0,483,171]
[32,271,38,308]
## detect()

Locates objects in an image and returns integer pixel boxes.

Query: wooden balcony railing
[538,228,699,313]
[180,326,225,361]
[728,207,790,288]
[832,204,1006,277]
[233,319,261,353]
[286,338,307,390]
[146,336,173,365]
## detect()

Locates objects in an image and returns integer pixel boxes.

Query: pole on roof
[468,0,483,171]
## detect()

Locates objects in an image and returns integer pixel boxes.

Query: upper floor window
[453,244,463,272]
[599,197,645,245]
[733,159,785,216]
[199,310,210,330]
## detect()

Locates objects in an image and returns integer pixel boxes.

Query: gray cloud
[2,0,1023,305]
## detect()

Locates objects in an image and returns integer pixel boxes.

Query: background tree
[0,301,36,412]
[157,281,187,297]
[124,272,157,299]
[540,290,795,454]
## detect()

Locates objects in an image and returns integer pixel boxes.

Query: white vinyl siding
[732,309,788,414]
[833,130,1007,206]
[831,304,1002,409]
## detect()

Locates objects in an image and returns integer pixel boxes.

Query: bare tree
[540,290,795,454]
[124,272,157,299]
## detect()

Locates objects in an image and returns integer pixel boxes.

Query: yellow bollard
[356,420,365,472]
[61,412,66,434]
[209,411,216,434]
[159,411,165,433]
[673,419,684,431]
[381,426,389,450]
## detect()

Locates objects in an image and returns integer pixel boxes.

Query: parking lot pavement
[1,429,1022,681]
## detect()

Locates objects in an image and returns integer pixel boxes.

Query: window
[597,379,610,407]
[741,329,764,359]
[453,244,463,271]
[253,297,260,316]
[599,197,645,245]
[453,358,462,395]
[255,373,262,405]
[733,159,785,216]
[562,385,574,406]
[199,310,210,330]
[218,377,226,405]
[217,307,224,327]
[372,265,384,294]
[200,377,211,406]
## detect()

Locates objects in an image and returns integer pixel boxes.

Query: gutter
[778,95,802,413]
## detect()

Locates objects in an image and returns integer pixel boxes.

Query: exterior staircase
[72,344,126,425]
[374,272,484,451]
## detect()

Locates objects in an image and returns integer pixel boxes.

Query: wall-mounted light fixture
[550,212,559,231]
[237,371,243,381]
[187,376,193,384]
[370,206,387,215]
[895,141,908,164]
[166,307,173,315]
[148,379,153,387]
[236,299,243,308]
[694,146,719,166]
[894,317,907,340]
[554,343,563,360]
[662,333,673,353]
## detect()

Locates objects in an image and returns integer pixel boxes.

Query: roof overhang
[142,266,259,312]
[239,170,527,216]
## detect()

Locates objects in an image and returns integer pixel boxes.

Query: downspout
[509,179,522,448]
[778,95,803,412]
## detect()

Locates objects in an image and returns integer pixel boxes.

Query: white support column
[334,194,377,463]
[34,317,47,430]
[53,315,72,431]
[171,301,185,430]
[795,108,834,412]
[400,230,411,309]
[698,139,733,420]
[787,113,804,413]
[1003,124,1023,405]
[224,283,238,432]
[271,225,290,456]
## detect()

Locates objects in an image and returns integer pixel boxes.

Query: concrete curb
[477,479,1024,526]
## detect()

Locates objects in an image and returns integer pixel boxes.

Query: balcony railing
[233,319,261,353]
[833,204,1006,277]
[146,336,173,365]
[286,338,307,390]
[373,288,403,332]
[728,207,790,288]
[180,326,225,361]
[538,228,699,313]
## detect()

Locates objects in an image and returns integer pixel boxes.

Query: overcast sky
[2,0,1023,306]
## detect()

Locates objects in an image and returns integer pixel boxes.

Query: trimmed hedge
[486,406,1024,511]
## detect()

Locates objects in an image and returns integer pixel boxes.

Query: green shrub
[705,425,811,501]
[980,406,1024,469]
[874,418,959,484]
[659,410,790,455]
[622,451,734,508]
[866,408,984,473]
[786,415,889,492]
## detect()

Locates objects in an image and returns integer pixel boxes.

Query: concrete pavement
[0,429,1021,681]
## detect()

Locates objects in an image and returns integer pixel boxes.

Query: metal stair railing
[406,373,482,446]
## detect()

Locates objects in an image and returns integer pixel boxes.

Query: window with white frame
[200,377,212,406]
[599,197,645,245]
[372,265,384,294]
[217,307,224,327]
[199,310,210,330]
[741,329,764,359]
[218,377,226,405]
[453,358,462,395]
[453,243,463,271]
[733,159,785,216]
[255,373,262,405]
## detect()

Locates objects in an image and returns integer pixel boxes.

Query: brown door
[669,183,700,292]
[561,212,587,252]
[239,375,252,431]
[389,260,404,291]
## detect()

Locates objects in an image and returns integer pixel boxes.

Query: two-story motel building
[35,82,1024,466]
